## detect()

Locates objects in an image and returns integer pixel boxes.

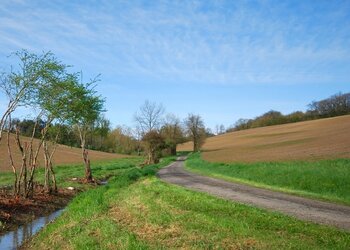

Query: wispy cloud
[0,0,350,87]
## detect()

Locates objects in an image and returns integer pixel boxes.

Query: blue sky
[0,0,349,131]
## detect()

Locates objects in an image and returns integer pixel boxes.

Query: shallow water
[0,209,64,250]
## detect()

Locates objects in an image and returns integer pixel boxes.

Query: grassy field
[0,156,143,189]
[178,115,350,162]
[25,160,350,249]
[185,153,350,205]
[0,134,127,172]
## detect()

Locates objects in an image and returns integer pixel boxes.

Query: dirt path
[157,158,350,231]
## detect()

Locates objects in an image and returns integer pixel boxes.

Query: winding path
[157,157,350,231]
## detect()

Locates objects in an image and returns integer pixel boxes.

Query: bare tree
[134,100,164,134]
[134,101,165,164]
[185,114,206,152]
[215,124,225,135]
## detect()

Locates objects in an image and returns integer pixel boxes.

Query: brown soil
[177,115,350,162]
[0,134,128,172]
[0,185,76,235]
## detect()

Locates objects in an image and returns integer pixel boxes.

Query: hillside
[0,134,127,172]
[178,115,350,163]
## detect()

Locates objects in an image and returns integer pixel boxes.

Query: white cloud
[0,0,349,86]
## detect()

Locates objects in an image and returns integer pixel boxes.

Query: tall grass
[186,153,350,204]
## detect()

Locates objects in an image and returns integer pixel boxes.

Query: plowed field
[0,134,127,172]
[178,115,350,162]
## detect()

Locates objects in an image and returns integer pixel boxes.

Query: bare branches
[134,100,165,134]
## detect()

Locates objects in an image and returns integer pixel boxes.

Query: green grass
[27,161,350,249]
[185,153,350,205]
[0,157,144,189]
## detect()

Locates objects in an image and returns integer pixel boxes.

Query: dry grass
[178,115,350,162]
[0,134,127,172]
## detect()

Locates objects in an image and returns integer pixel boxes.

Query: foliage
[61,73,105,181]
[184,113,206,152]
[106,126,139,154]
[0,50,66,142]
[160,114,185,155]
[142,130,165,164]
[228,92,350,132]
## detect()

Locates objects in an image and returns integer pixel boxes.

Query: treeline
[228,92,350,132]
[11,117,111,151]
[12,99,210,162]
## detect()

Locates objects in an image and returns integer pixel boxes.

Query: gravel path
[157,158,350,231]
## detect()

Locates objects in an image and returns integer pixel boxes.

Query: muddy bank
[0,185,76,235]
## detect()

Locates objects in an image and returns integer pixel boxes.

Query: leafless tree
[134,100,165,164]
[134,100,164,134]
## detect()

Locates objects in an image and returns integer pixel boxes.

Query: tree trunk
[43,141,51,193]
[78,127,93,182]
[170,145,177,156]
[7,125,18,196]
[82,142,93,182]
[49,161,57,193]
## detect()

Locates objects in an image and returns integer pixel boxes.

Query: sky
[0,0,349,131]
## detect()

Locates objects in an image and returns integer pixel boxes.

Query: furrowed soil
[0,134,127,172]
[178,115,350,162]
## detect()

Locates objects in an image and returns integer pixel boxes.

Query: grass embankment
[26,157,350,249]
[185,153,350,205]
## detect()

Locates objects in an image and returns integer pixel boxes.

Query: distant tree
[160,114,185,155]
[205,128,215,137]
[94,115,111,150]
[308,92,350,118]
[134,100,165,164]
[142,130,165,164]
[285,111,305,123]
[215,124,225,135]
[234,118,252,131]
[134,100,164,133]
[107,125,138,154]
[185,114,206,152]
[252,110,285,128]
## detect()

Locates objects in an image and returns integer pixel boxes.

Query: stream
[0,180,108,249]
[0,209,64,250]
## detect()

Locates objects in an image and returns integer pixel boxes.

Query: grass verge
[185,153,350,205]
[26,160,350,249]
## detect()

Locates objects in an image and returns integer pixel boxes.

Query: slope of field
[178,115,350,162]
[0,134,127,172]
